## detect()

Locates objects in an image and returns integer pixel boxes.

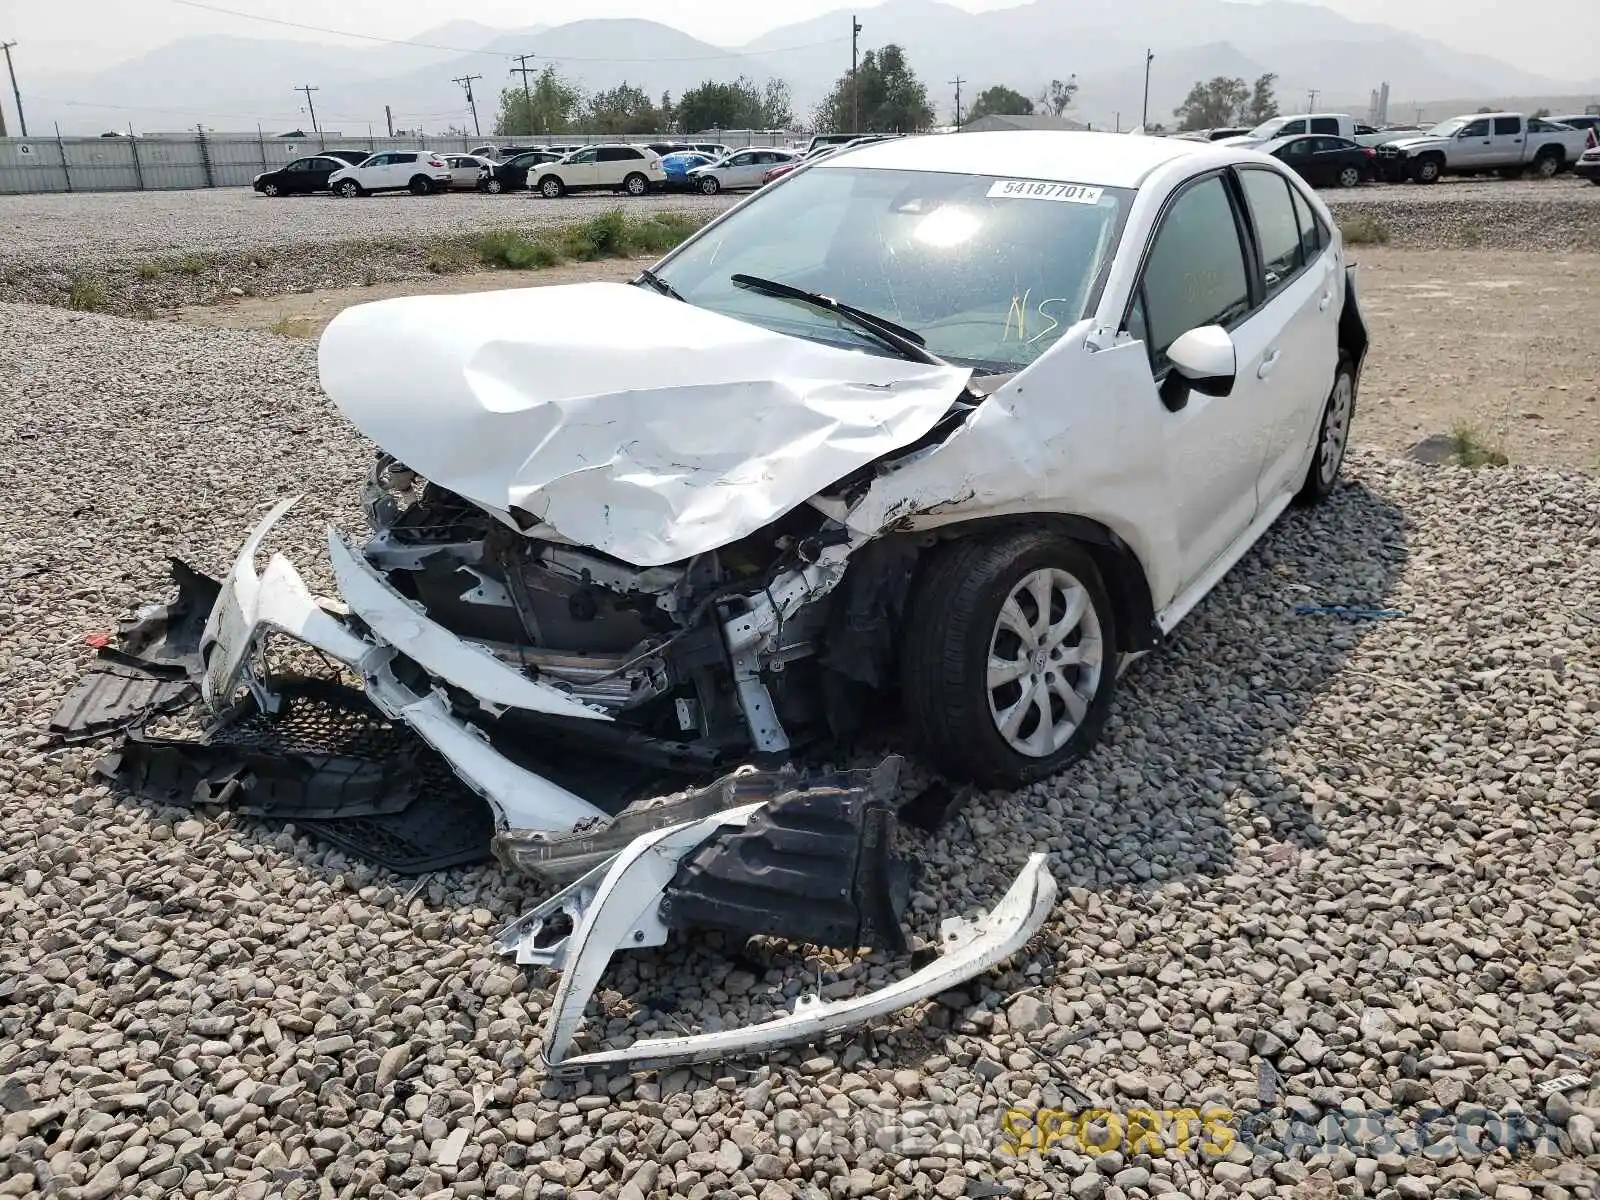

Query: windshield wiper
[729,273,944,365]
[636,267,685,302]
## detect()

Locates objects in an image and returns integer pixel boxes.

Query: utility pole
[511,54,537,134]
[453,73,483,137]
[2,42,26,137]
[385,105,394,137]
[851,16,862,133]
[949,77,965,127]
[1115,111,1121,133]
[1307,88,1320,112]
[294,84,320,135]
[1141,49,1154,130]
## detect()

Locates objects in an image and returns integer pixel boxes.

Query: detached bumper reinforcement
[500,789,1055,1075]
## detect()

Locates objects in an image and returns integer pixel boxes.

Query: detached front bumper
[198,497,613,833]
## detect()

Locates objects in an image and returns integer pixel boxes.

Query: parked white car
[687,148,799,194]
[175,131,1366,844]
[440,154,493,190]
[526,144,665,197]
[329,151,455,197]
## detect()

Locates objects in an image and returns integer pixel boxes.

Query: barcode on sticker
[987,180,1104,204]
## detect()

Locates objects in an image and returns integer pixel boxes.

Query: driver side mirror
[1162,326,1237,411]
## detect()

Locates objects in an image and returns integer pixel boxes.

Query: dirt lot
[1353,247,1600,471]
[168,245,1600,472]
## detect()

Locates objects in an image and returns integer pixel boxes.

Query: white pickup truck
[1220,113,1419,149]
[1379,112,1590,183]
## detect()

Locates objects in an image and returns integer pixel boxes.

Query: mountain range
[24,0,1600,137]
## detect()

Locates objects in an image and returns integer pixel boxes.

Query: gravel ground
[4,304,1600,1200]
[1322,177,1600,251]
[0,190,735,314]
[0,189,736,259]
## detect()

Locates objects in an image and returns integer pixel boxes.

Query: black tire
[1412,156,1442,184]
[699,175,721,195]
[262,181,281,197]
[1532,151,1561,179]
[409,175,435,196]
[538,175,565,198]
[336,179,364,198]
[1337,165,1361,189]
[1296,351,1356,506]
[622,172,649,196]
[485,177,505,194]
[900,531,1118,789]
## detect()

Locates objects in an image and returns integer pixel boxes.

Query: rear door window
[1237,168,1304,297]
[1288,184,1326,263]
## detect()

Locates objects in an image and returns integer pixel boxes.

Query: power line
[169,0,848,62]
[293,83,320,135]
[851,15,861,133]
[2,41,25,137]
[453,73,483,137]
[511,53,537,133]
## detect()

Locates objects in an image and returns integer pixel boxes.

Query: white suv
[527,145,665,198]
[329,151,455,197]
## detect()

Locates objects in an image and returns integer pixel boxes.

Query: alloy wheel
[985,568,1104,758]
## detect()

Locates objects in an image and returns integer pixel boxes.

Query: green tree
[586,82,665,134]
[494,65,583,136]
[965,84,1034,123]
[812,45,935,133]
[677,77,763,131]
[1532,106,1550,117]
[1174,76,1251,130]
[761,79,794,128]
[1037,76,1079,117]
[1245,73,1279,123]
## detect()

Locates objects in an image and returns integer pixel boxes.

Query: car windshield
[1427,118,1467,136]
[653,166,1132,373]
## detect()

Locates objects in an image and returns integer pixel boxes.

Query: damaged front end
[52,277,1060,1069]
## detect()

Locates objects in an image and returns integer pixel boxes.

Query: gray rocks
[2,221,1600,1200]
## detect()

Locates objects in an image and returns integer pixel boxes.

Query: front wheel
[1337,165,1361,189]
[622,172,649,196]
[262,182,282,197]
[538,176,565,198]
[336,180,364,198]
[901,532,1117,789]
[1412,157,1442,184]
[485,177,505,194]
[698,175,721,195]
[1296,352,1356,506]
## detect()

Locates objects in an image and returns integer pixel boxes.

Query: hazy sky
[1,0,1590,78]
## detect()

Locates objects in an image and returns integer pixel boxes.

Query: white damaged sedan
[179,132,1368,840]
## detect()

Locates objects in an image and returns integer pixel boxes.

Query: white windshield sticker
[987,180,1104,204]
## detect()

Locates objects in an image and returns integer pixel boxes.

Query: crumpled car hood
[318,282,973,567]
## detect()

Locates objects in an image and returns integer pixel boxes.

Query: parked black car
[478,149,565,193]
[324,149,373,166]
[252,154,349,196]
[1261,134,1375,188]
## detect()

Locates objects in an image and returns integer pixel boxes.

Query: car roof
[819,130,1220,189]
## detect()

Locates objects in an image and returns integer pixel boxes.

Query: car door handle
[1257,349,1282,380]
[1318,290,1333,312]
